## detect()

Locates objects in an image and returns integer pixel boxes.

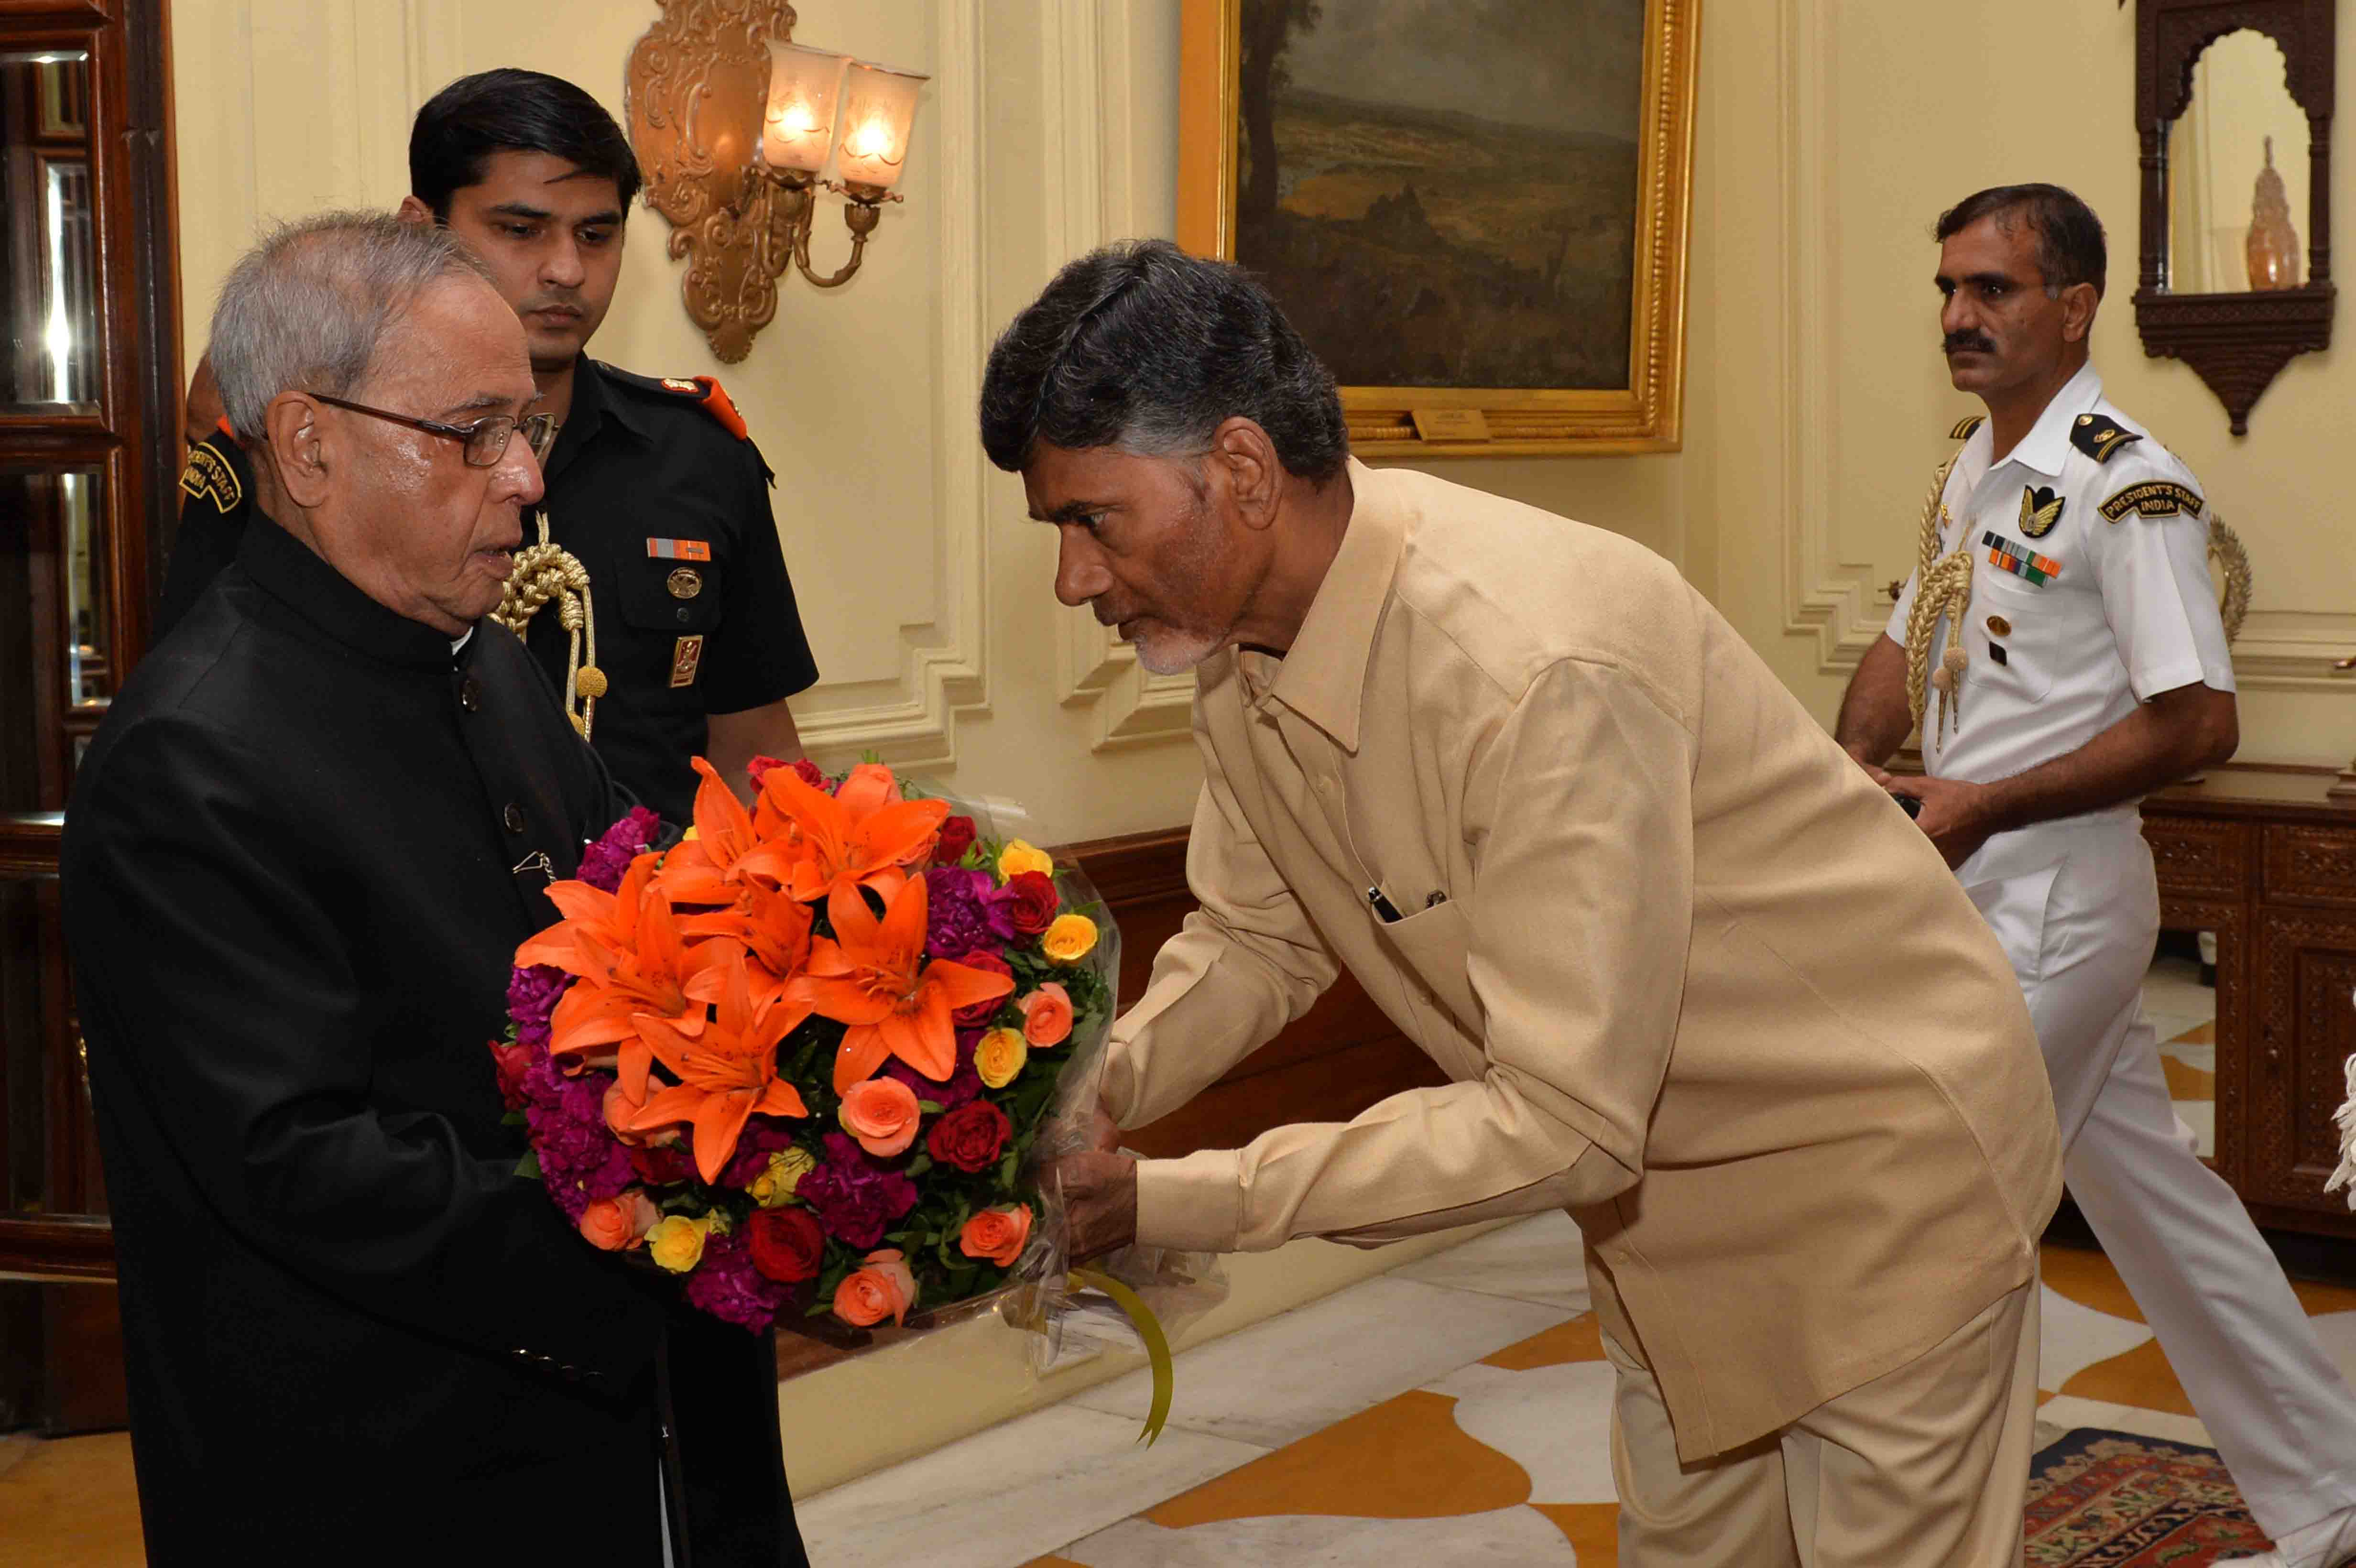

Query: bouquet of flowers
[490,754,1119,1338]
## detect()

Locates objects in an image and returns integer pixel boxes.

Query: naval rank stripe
[1982,531,2062,585]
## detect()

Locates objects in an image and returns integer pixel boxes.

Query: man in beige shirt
[981,240,2062,1565]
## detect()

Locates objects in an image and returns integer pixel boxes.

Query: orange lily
[680,879,813,1009]
[627,956,812,1184]
[657,757,775,907]
[515,853,661,973]
[542,882,736,1098]
[801,878,1015,1094]
[756,762,948,906]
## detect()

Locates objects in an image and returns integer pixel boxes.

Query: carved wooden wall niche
[2135,0,2336,435]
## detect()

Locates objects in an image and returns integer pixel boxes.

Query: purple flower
[519,1054,634,1221]
[683,1231,796,1332]
[798,1132,919,1248]
[924,868,1017,959]
[507,964,569,1051]
[883,1029,983,1111]
[579,806,661,894]
[719,1113,807,1188]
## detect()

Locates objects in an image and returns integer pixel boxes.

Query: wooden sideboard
[2141,764,2356,1240]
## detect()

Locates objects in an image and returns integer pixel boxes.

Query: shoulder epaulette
[604,364,752,442]
[179,429,245,514]
[2070,411,2144,464]
[1949,414,1985,440]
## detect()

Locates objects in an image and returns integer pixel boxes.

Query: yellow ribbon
[1070,1266,1176,1446]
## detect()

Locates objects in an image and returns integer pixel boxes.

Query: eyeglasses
[308,393,555,468]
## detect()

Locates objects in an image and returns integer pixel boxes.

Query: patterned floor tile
[1058,1506,1584,1566]
[1066,1274,1568,1450]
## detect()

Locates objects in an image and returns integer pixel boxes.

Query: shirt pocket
[1373,897,1483,1044]
[1969,569,2055,705]
[611,555,726,638]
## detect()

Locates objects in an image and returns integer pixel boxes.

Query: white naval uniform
[1887,363,2356,1541]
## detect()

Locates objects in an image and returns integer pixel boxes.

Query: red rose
[935,815,977,866]
[487,1040,532,1111]
[746,754,790,790]
[927,1100,1012,1174]
[952,950,1014,1026]
[791,759,831,792]
[628,1143,696,1186]
[747,1208,828,1284]
[1004,871,1058,936]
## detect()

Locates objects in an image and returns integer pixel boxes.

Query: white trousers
[1961,817,2356,1539]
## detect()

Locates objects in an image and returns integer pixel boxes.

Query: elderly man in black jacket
[62,213,805,1564]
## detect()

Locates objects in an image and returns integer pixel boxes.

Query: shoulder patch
[1949,414,1985,440]
[2098,480,2203,523]
[2070,412,2145,464]
[179,434,243,514]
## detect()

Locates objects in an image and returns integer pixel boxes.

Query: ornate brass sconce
[625,1,927,363]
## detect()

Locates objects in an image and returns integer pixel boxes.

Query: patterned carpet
[2025,1428,2267,1566]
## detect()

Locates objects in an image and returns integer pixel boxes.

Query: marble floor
[2144,951,2218,1158]
[793,1213,2356,1568]
[7,1208,2353,1565]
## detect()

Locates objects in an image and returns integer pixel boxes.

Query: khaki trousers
[1606,1282,2039,1567]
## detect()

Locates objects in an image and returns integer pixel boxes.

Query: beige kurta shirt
[1107,460,2063,1461]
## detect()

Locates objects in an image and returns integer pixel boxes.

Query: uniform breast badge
[2018,485,2064,538]
[1983,531,2062,585]
[669,634,706,688]
[666,567,703,600]
[646,536,712,563]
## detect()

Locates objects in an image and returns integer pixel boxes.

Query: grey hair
[210,211,491,444]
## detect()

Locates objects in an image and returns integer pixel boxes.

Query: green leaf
[514,1150,542,1181]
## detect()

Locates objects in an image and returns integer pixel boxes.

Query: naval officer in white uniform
[1838,183,2356,1568]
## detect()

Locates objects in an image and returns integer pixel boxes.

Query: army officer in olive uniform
[165,68,816,825]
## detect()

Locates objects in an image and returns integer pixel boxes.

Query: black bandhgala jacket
[61,518,806,1566]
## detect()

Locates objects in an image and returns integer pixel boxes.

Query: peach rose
[996,838,1054,882]
[833,1247,918,1327]
[1019,983,1073,1047]
[959,1204,1033,1267]
[1040,914,1098,964]
[578,1189,661,1252]
[839,1077,922,1157]
[974,1026,1029,1089]
[603,1077,680,1148]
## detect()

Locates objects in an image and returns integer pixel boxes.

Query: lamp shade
[834,60,928,192]
[762,41,846,174]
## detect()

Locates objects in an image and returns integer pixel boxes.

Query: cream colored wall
[1700,0,2356,761]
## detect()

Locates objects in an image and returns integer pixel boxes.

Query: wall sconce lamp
[626,2,927,363]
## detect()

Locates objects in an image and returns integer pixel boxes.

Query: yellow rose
[646,1214,709,1273]
[749,1147,817,1209]
[974,1026,1029,1089]
[1041,914,1097,964]
[996,839,1054,881]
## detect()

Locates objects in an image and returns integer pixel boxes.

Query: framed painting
[1177,0,1700,457]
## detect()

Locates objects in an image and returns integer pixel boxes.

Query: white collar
[1989,361,2103,479]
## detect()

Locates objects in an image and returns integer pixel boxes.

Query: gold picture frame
[1176,0,1700,458]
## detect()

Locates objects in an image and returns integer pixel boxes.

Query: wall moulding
[1046,0,1198,751]
[775,0,990,770]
